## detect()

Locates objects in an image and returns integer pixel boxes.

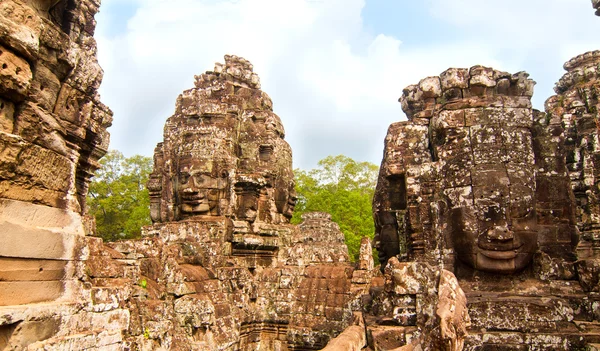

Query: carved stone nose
[182,187,202,197]
[486,227,514,241]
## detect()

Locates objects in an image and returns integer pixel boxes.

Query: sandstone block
[174,294,215,328]
[0,281,63,306]
[0,199,85,260]
[65,37,103,94]
[0,97,15,133]
[29,63,61,111]
[469,66,497,87]
[440,68,470,90]
[0,258,66,281]
[13,102,69,156]
[418,76,441,98]
[0,222,77,261]
[321,314,366,351]
[0,44,32,100]
[0,317,60,350]
[53,83,89,127]
[577,259,600,292]
[0,1,41,59]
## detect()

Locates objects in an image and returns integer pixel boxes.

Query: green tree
[292,155,379,261]
[87,150,153,241]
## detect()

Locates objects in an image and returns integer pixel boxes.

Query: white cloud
[95,0,598,170]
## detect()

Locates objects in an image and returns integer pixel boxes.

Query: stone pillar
[547,51,600,262]
[0,0,111,307]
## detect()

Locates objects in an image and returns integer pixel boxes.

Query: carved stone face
[434,118,538,274]
[176,156,228,219]
[275,187,297,219]
[235,184,259,222]
[450,198,538,274]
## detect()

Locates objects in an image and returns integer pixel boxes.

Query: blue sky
[95,0,599,170]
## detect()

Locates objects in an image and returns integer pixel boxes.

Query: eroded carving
[373,52,600,349]
[148,55,295,227]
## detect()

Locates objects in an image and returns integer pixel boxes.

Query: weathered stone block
[0,137,75,209]
[0,97,15,133]
[0,199,85,259]
[0,281,63,306]
[13,102,69,156]
[29,63,61,111]
[53,83,90,128]
[470,66,497,87]
[367,325,410,350]
[0,317,61,350]
[418,76,442,98]
[440,68,470,90]
[0,258,66,281]
[0,1,41,59]
[0,44,32,100]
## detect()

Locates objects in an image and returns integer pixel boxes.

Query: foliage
[292,155,379,261]
[87,150,153,241]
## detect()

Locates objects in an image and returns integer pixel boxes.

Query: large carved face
[435,118,538,274]
[275,186,297,219]
[448,189,538,274]
[175,156,228,219]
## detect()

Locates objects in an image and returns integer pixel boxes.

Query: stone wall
[0,0,110,307]
[0,0,119,349]
[0,0,111,214]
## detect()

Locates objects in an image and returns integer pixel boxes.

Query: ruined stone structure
[373,55,600,350]
[0,42,374,349]
[94,58,362,349]
[0,0,116,348]
[0,0,599,350]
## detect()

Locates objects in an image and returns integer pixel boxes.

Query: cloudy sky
[95,0,599,170]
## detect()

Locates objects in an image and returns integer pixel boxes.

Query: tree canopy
[87,150,153,241]
[292,155,379,261]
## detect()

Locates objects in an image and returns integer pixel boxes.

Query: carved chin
[181,203,211,214]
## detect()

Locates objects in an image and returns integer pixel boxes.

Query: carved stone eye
[180,172,190,184]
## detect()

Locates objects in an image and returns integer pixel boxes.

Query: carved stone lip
[479,248,519,260]
[183,200,207,206]
[477,240,520,251]
[182,203,211,212]
[182,194,206,203]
